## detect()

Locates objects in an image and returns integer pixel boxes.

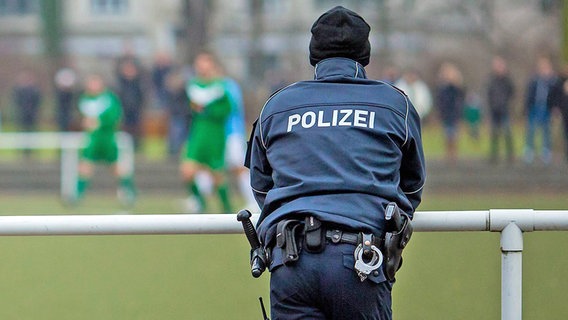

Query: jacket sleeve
[248,118,273,209]
[399,103,426,217]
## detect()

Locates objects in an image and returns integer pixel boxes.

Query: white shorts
[225,134,246,169]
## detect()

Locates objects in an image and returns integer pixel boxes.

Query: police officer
[247,6,425,319]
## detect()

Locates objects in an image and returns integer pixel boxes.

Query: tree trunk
[378,0,391,64]
[40,0,64,77]
[248,0,264,84]
[563,0,568,63]
[183,0,210,63]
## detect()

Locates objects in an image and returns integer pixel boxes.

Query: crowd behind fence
[2,52,568,166]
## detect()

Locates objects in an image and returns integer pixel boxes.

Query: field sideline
[0,191,565,319]
[1,119,565,163]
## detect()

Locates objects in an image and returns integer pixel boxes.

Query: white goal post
[0,132,134,199]
[0,210,563,320]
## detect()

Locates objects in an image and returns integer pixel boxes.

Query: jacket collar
[314,58,367,80]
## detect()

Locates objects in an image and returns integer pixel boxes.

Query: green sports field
[0,191,566,319]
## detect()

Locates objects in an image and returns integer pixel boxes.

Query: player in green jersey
[180,52,233,213]
[74,74,136,206]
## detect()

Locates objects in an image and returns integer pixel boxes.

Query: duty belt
[325,229,383,248]
[276,217,386,282]
[242,202,411,284]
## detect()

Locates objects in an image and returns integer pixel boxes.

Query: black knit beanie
[309,6,371,67]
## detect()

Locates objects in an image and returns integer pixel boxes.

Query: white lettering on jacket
[287,109,376,132]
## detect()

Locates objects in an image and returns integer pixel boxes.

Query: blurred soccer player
[73,74,136,206]
[181,52,232,213]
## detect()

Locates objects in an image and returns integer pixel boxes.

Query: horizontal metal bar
[0,211,566,237]
[0,214,249,236]
[532,211,568,231]
[0,132,131,149]
[0,132,83,149]
[412,211,489,232]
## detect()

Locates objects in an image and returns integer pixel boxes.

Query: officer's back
[247,6,425,320]
[253,58,424,244]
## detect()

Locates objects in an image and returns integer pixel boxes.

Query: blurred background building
[0,0,181,72]
[0,0,564,124]
[0,0,566,197]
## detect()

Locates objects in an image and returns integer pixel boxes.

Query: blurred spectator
[116,59,145,151]
[0,105,2,131]
[549,64,568,163]
[265,68,289,94]
[114,41,143,76]
[152,52,173,109]
[463,92,482,141]
[164,70,191,157]
[523,56,557,165]
[12,71,42,133]
[395,69,433,120]
[487,56,515,164]
[436,62,465,163]
[381,65,399,85]
[12,71,42,157]
[54,67,78,131]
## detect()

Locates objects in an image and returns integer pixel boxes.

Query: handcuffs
[353,202,413,282]
[353,233,384,282]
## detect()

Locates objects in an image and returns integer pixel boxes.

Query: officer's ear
[244,119,258,169]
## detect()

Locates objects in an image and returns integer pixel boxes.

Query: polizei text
[287,109,376,132]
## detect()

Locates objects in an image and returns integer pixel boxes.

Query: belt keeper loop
[331,230,342,244]
[360,233,374,257]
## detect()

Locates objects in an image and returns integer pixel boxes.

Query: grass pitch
[0,191,565,319]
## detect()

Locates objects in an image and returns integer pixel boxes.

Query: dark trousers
[562,113,568,163]
[168,117,189,156]
[270,243,393,320]
[489,110,514,162]
[525,104,552,161]
[122,122,141,151]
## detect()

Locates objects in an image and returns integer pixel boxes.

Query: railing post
[60,147,78,200]
[500,222,523,320]
[117,132,135,177]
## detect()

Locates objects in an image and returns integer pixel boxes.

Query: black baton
[237,209,267,278]
[259,297,270,320]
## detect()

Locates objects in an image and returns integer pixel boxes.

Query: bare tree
[563,0,568,62]
[182,0,211,63]
[248,0,265,84]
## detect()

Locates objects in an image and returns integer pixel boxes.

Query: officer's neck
[314,58,367,80]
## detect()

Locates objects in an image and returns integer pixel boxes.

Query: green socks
[119,176,135,192]
[185,181,232,213]
[77,177,90,199]
[217,184,232,213]
[187,181,207,210]
[118,176,137,206]
[74,176,137,206]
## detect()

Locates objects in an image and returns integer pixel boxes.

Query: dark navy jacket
[248,58,426,246]
[525,75,557,112]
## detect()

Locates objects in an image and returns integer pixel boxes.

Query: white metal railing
[0,132,134,199]
[0,210,563,320]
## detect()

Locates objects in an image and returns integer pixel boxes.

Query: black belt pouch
[304,216,325,253]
